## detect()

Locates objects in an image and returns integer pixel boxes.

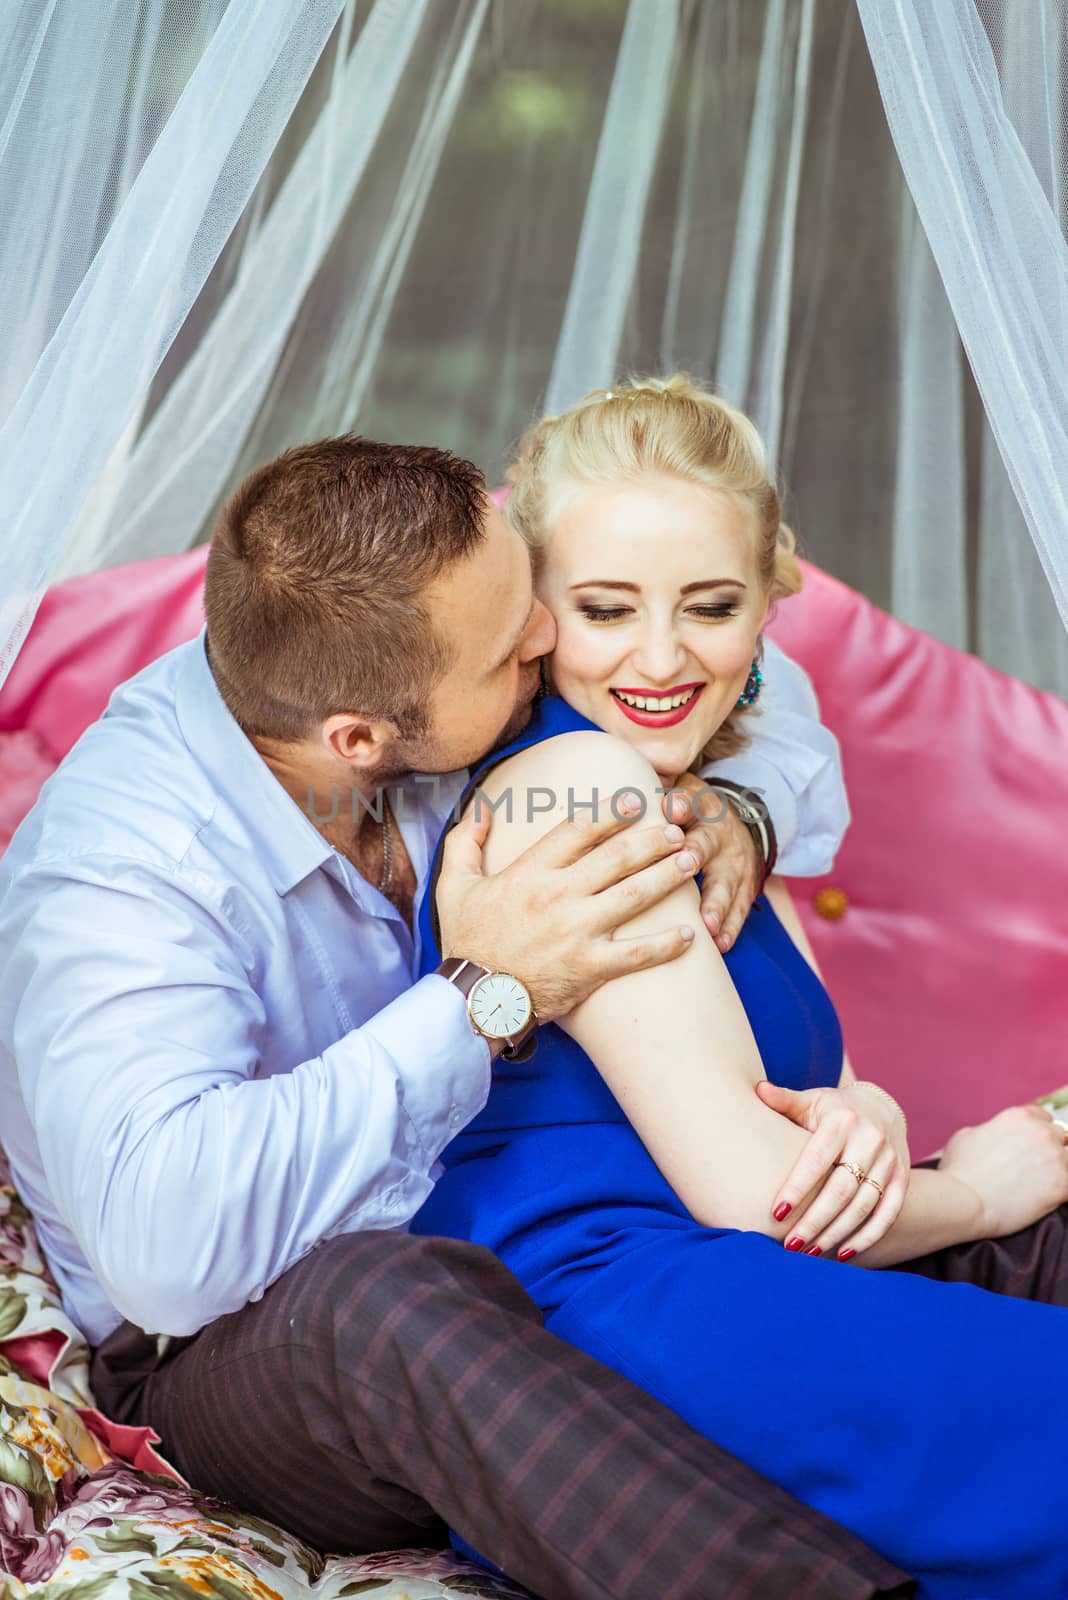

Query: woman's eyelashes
[577,602,740,623]
[578,605,631,621]
[686,603,741,619]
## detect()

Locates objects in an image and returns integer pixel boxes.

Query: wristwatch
[436,957,539,1062]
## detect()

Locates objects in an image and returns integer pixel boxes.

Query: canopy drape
[2,0,1067,697]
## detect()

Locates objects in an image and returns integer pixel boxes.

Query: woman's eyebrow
[680,578,747,593]
[568,580,639,592]
[568,578,747,593]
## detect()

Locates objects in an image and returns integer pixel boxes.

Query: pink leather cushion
[768,562,1068,1156]
[0,730,57,856]
[0,546,208,761]
[2,545,1066,1155]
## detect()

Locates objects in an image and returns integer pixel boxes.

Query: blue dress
[412,694,1068,1600]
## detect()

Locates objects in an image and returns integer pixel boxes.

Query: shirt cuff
[361,974,492,1169]
[774,829,844,879]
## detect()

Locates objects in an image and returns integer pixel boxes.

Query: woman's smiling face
[536,473,769,781]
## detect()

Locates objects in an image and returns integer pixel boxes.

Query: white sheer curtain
[974,0,1068,693]
[544,0,680,415]
[3,0,1068,700]
[78,0,501,576]
[858,0,1068,687]
[0,0,348,684]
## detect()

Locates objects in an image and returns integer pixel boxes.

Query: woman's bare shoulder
[470,728,662,873]
[478,727,651,799]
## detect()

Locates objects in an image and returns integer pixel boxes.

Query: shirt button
[448,1104,462,1129]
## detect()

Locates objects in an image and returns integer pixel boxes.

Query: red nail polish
[773,1201,792,1222]
[839,1248,856,1262]
[805,1244,822,1256]
[785,1236,805,1252]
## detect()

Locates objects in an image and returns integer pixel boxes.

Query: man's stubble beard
[488,692,536,755]
[486,660,543,755]
[386,673,539,785]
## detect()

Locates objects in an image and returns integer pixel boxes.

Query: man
[0,438,913,1599]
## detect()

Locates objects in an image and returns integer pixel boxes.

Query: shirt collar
[174,629,335,896]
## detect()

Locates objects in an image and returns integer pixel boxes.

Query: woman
[412,376,1068,1599]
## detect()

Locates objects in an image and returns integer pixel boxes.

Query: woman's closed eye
[578,603,740,623]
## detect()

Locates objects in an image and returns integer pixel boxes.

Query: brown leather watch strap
[437,956,491,996]
[435,958,538,1063]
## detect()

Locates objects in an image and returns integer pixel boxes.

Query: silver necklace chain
[376,800,394,898]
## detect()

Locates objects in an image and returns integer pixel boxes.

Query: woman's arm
[743,878,1068,1265]
[477,730,986,1259]
[478,732,844,1240]
[759,878,989,1263]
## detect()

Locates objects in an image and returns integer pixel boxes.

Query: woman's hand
[755,1079,910,1259]
[936,1105,1068,1238]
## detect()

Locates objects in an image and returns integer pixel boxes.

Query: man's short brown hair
[204,435,488,742]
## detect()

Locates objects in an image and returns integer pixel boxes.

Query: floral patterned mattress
[0,1151,531,1599]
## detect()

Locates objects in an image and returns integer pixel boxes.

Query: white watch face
[469,972,532,1039]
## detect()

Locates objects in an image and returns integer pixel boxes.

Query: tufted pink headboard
[767,562,1068,1156]
[2,547,1066,1157]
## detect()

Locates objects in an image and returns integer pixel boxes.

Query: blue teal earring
[736,656,764,708]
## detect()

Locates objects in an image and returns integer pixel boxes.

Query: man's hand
[436,796,699,1021]
[661,772,762,951]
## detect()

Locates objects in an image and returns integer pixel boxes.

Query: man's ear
[320,712,399,769]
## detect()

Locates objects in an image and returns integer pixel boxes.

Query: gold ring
[863,1176,885,1197]
[835,1160,866,1185]
[1055,1119,1068,1147]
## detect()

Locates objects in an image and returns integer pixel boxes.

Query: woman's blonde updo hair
[505,373,802,762]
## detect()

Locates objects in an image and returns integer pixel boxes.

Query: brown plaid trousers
[92,1226,919,1600]
[93,1153,1068,1600]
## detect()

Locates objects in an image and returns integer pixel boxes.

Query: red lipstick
[610,683,705,729]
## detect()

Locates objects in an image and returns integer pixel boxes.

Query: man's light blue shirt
[0,632,491,1343]
[0,632,847,1345]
